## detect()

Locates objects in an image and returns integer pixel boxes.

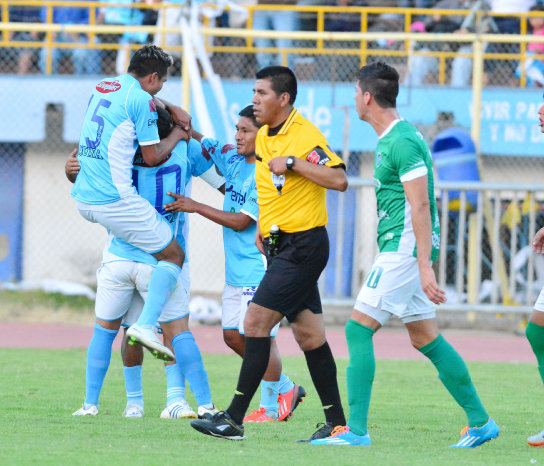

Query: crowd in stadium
[2,0,544,87]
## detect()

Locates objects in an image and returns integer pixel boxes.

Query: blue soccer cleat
[310,426,371,446]
[450,417,499,448]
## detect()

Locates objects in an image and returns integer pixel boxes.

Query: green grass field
[1,349,542,465]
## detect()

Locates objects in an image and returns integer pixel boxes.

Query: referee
[191,66,348,442]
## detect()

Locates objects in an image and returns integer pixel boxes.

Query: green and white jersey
[373,119,440,261]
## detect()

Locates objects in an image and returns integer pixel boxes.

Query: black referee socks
[227,336,271,425]
[304,342,346,426]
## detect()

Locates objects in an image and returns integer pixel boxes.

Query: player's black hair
[255,66,297,104]
[157,106,173,140]
[128,44,173,79]
[356,62,399,109]
[238,104,259,127]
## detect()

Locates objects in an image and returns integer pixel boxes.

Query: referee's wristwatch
[286,156,295,171]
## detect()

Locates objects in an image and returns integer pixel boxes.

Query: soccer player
[190,66,348,441]
[72,44,191,361]
[525,101,544,447]
[70,106,222,419]
[164,105,304,423]
[312,62,499,447]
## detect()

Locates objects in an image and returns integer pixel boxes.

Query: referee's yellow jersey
[255,108,345,236]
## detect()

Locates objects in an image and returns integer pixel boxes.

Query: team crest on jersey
[96,80,121,93]
[306,147,331,165]
[149,99,157,113]
[376,152,382,166]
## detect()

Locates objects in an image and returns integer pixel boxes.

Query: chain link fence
[1,1,544,315]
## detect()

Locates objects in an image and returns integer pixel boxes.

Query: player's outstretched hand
[533,227,544,254]
[419,264,446,305]
[164,192,198,213]
[65,148,80,183]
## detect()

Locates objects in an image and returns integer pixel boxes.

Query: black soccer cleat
[190,411,245,441]
[296,422,335,443]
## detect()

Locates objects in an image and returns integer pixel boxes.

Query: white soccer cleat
[126,324,175,362]
[197,403,219,420]
[160,400,197,419]
[122,404,144,418]
[73,404,98,416]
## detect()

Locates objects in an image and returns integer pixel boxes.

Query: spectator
[520,4,544,86]
[39,0,101,75]
[404,0,471,86]
[98,0,150,76]
[452,0,535,87]
[153,0,185,74]
[253,0,299,69]
[4,6,43,74]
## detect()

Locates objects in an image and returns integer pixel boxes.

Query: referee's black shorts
[252,226,329,322]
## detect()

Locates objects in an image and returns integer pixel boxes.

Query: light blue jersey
[202,137,264,287]
[72,74,160,205]
[108,139,213,264]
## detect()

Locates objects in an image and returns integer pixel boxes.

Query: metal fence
[0,1,543,315]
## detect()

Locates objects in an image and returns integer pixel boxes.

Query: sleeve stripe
[240,208,258,222]
[139,138,160,146]
[400,166,428,182]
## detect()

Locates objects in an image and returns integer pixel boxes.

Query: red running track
[0,322,535,363]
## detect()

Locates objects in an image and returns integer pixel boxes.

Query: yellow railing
[2,1,544,84]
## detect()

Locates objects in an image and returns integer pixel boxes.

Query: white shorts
[77,194,173,254]
[222,284,279,337]
[534,287,544,312]
[95,260,190,325]
[354,252,436,326]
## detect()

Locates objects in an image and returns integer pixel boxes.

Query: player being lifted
[72,44,190,361]
[165,105,305,423]
[69,105,222,419]
[312,62,499,448]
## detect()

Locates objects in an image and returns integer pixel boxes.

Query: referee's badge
[271,173,285,195]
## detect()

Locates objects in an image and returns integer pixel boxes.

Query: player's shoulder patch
[306,147,332,165]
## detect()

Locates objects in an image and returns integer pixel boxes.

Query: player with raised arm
[70,106,222,419]
[312,62,498,448]
[165,105,304,423]
[72,44,191,362]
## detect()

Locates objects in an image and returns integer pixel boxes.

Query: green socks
[345,319,375,436]
[419,334,488,427]
[526,321,544,384]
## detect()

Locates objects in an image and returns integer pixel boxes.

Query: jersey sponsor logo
[225,184,247,206]
[148,117,158,127]
[149,99,157,113]
[95,80,121,93]
[376,152,382,166]
[306,147,331,165]
[221,144,236,154]
[79,144,103,159]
